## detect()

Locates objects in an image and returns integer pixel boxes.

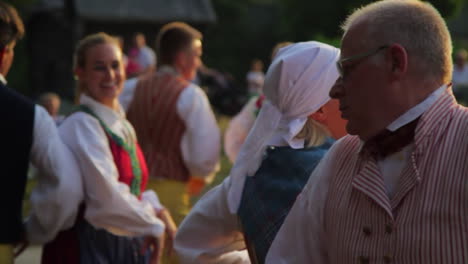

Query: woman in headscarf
[174,41,346,264]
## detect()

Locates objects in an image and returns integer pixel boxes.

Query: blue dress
[237,138,334,264]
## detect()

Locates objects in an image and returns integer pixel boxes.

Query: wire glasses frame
[336,45,389,78]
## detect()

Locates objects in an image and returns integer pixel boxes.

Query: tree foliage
[203,0,465,90]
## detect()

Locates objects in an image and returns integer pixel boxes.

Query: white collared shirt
[387,85,446,131]
[59,94,165,238]
[379,85,446,198]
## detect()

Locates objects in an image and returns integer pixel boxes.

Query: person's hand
[157,209,178,256]
[141,234,165,264]
[187,177,206,196]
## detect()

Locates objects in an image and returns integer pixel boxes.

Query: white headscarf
[227,41,340,213]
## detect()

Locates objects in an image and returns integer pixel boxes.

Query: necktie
[361,117,420,160]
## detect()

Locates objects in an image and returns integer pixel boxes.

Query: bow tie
[361,117,420,160]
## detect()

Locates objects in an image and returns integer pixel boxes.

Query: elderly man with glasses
[266,0,468,263]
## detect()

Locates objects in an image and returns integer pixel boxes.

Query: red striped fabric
[324,89,468,263]
[127,72,190,182]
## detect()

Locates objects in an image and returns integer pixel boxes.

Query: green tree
[278,0,465,42]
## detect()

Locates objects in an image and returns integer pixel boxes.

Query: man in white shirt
[127,22,220,226]
[0,2,82,262]
[267,1,468,263]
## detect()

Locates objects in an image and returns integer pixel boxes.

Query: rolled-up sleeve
[59,112,165,238]
[26,106,84,244]
[175,177,250,264]
[177,85,221,183]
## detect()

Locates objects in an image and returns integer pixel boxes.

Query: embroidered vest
[127,71,190,182]
[238,138,334,264]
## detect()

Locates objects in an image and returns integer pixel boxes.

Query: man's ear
[309,108,327,124]
[388,43,408,79]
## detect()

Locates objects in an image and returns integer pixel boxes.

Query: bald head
[342,0,452,85]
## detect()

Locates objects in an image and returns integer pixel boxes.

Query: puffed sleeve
[177,84,221,183]
[26,106,84,243]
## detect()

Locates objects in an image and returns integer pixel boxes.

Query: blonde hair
[271,41,293,61]
[73,32,120,103]
[341,0,452,84]
[295,118,330,148]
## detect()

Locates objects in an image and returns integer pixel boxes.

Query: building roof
[77,0,216,23]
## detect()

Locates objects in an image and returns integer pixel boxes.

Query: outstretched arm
[175,177,250,264]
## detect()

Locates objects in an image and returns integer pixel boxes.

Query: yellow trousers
[0,245,13,264]
[146,179,191,226]
[146,179,192,264]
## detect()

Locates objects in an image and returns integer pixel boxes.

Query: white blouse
[59,94,165,238]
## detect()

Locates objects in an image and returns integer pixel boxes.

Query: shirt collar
[386,84,446,132]
[0,73,7,85]
[159,65,179,75]
[79,94,126,127]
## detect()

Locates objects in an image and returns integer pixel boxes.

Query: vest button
[358,256,369,264]
[385,223,393,234]
[383,255,393,263]
[362,226,372,236]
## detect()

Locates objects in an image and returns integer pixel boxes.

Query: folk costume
[175,42,341,264]
[42,94,165,264]
[267,86,468,263]
[127,66,220,225]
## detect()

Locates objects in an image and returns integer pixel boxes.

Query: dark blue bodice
[237,138,334,264]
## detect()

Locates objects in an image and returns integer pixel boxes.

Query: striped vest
[324,90,468,263]
[127,71,190,182]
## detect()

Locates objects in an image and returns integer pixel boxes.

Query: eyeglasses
[336,45,389,78]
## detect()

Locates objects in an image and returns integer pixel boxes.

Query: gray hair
[342,0,452,84]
